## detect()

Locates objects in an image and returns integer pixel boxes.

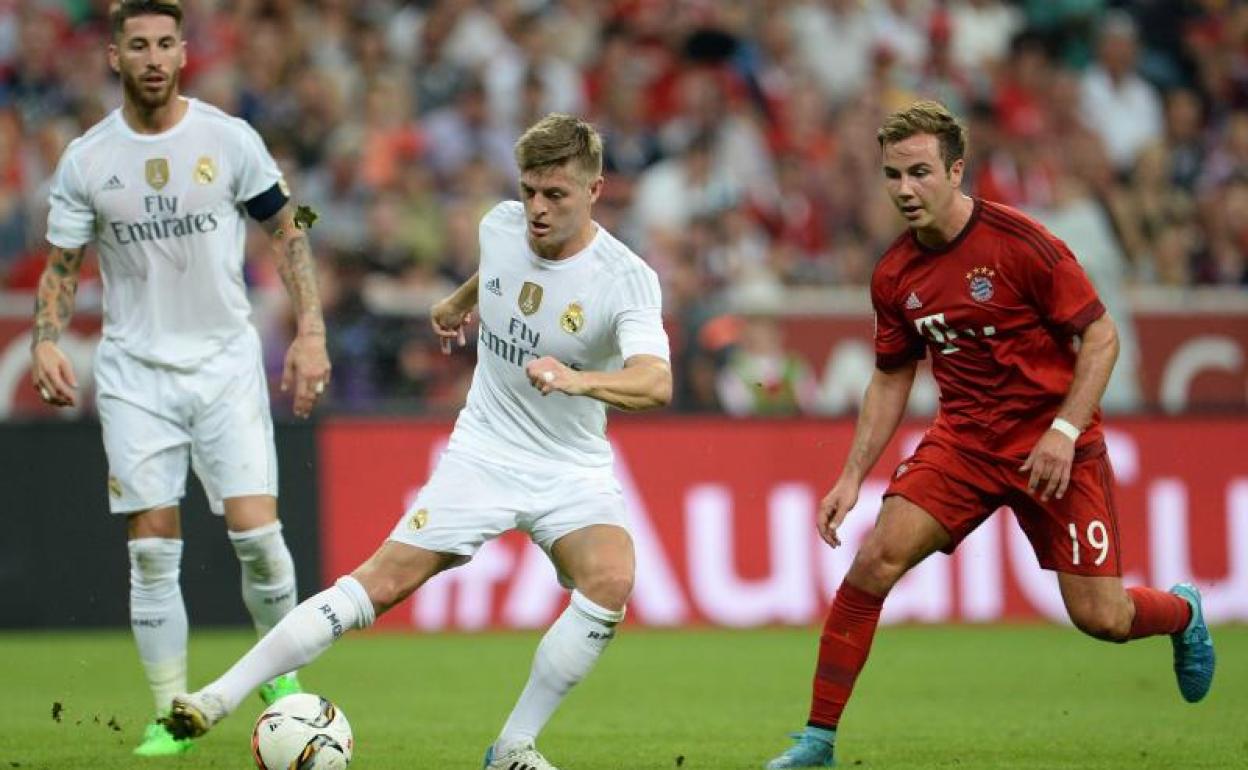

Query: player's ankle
[803,725,837,743]
[494,735,535,756]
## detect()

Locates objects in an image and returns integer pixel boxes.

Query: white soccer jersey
[46,98,283,369]
[448,201,669,471]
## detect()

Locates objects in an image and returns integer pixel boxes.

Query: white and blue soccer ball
[251,693,354,770]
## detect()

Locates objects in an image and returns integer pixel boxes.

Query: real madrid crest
[518,281,543,315]
[560,302,585,334]
[966,266,995,303]
[194,156,216,185]
[145,158,169,190]
[408,508,429,530]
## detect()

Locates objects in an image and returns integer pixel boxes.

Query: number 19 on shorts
[1068,520,1110,566]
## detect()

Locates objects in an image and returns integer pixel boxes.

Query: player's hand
[1020,429,1075,502]
[817,475,860,548]
[282,331,331,419]
[525,356,584,396]
[430,296,474,355]
[31,340,78,408]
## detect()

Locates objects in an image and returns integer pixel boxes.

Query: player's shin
[495,590,625,755]
[229,521,298,636]
[197,575,375,714]
[1126,586,1192,639]
[129,538,189,714]
[808,580,886,729]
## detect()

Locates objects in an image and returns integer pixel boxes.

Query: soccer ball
[251,693,354,770]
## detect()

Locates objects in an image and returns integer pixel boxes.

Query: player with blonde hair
[165,114,672,770]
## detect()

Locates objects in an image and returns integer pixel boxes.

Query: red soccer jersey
[871,198,1107,460]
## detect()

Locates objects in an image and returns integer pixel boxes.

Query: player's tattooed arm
[32,245,86,346]
[30,245,86,406]
[262,202,332,417]
[262,203,325,338]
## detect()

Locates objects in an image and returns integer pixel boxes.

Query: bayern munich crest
[966,266,995,303]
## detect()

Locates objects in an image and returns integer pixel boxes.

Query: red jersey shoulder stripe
[979,202,1063,266]
[979,204,1063,268]
[979,199,1053,234]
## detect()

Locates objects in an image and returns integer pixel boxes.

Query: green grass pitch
[1,625,1243,769]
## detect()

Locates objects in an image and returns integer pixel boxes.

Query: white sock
[496,591,625,754]
[228,521,298,636]
[128,538,188,715]
[203,575,375,713]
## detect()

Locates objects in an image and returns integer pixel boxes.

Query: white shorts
[94,327,277,515]
[388,450,628,581]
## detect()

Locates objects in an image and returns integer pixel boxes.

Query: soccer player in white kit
[29,1,331,757]
[164,114,672,769]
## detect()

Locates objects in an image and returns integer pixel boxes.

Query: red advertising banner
[319,417,1248,631]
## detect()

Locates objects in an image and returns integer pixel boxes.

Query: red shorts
[884,436,1122,577]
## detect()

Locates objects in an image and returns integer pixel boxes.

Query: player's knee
[576,568,633,611]
[848,539,907,595]
[1070,603,1131,642]
[128,537,183,600]
[228,521,294,585]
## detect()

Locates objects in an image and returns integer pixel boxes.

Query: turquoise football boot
[765,726,836,768]
[1169,583,1215,703]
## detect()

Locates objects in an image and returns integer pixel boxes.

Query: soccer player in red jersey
[765,101,1216,769]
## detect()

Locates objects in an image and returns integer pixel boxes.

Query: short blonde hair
[877,100,968,171]
[514,113,603,181]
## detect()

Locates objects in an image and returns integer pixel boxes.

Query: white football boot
[162,691,230,739]
[483,742,560,770]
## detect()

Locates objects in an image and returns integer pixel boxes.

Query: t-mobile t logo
[914,312,996,355]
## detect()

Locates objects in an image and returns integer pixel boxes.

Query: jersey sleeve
[1020,235,1106,335]
[230,119,284,205]
[871,263,924,370]
[46,149,94,249]
[614,266,670,362]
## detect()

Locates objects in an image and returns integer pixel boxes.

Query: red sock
[807,580,885,729]
[1127,587,1192,639]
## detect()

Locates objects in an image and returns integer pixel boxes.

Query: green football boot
[133,719,195,757]
[258,672,303,705]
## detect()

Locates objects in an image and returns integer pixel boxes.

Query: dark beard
[121,70,178,111]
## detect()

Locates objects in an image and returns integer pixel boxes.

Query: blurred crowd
[1,0,1247,414]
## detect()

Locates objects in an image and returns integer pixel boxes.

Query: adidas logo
[103,175,124,191]
[485,276,502,296]
[905,291,922,310]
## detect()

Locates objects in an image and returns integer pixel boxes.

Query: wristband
[1050,417,1081,441]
